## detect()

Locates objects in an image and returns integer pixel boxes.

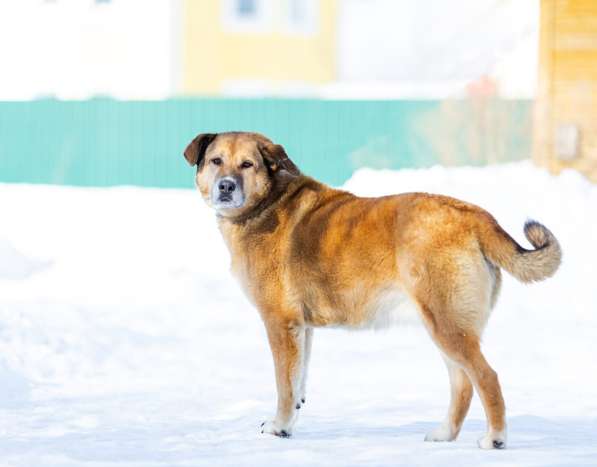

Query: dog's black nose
[218,179,236,194]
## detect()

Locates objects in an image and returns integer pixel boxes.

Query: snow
[0,161,596,466]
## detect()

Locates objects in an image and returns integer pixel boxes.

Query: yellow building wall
[182,1,337,95]
[534,0,597,181]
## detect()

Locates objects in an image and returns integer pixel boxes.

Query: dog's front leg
[260,318,305,438]
[298,327,313,407]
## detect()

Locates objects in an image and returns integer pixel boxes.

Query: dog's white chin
[214,202,244,216]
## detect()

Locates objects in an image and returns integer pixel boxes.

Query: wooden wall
[534,0,597,181]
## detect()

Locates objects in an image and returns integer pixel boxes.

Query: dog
[184,131,561,449]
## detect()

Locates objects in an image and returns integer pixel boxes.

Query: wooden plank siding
[534,0,597,181]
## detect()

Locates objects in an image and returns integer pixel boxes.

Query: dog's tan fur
[184,132,562,448]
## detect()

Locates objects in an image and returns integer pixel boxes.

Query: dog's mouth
[218,194,233,203]
[213,193,245,210]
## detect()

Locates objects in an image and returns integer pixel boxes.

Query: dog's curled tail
[478,218,562,283]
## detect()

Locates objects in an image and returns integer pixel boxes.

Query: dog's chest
[229,257,257,301]
[228,250,278,307]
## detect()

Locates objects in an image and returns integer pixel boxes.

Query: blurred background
[0,3,596,465]
[1,0,593,187]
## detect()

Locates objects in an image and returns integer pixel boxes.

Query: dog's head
[183,132,300,218]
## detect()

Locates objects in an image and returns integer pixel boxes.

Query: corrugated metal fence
[0,98,531,188]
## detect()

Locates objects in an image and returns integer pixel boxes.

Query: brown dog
[184,131,561,449]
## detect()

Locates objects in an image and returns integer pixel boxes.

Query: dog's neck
[217,172,315,228]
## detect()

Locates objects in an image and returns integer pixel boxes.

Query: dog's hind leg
[420,308,507,449]
[260,318,306,437]
[410,245,506,448]
[456,340,506,449]
[425,356,473,442]
[297,327,313,408]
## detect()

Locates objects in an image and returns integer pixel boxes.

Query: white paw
[260,420,292,438]
[424,423,455,442]
[477,431,507,449]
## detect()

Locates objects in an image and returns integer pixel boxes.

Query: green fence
[0,98,532,188]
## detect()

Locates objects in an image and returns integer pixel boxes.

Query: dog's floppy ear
[184,133,218,167]
[258,141,300,176]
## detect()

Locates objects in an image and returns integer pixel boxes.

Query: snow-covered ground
[0,161,595,466]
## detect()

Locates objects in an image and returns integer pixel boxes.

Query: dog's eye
[211,158,222,166]
[241,161,254,169]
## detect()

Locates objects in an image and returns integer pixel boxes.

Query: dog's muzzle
[213,176,244,209]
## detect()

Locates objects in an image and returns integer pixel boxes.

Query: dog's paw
[260,420,292,438]
[477,432,507,450]
[424,424,455,442]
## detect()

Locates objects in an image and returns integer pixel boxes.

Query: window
[222,0,316,35]
[286,0,317,35]
[222,0,272,32]
[237,0,256,17]
[288,0,306,25]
